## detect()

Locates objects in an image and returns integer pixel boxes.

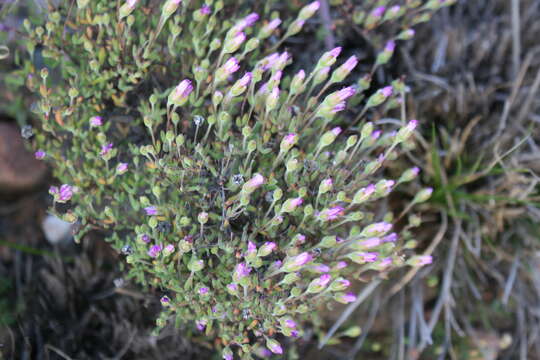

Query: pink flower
[89,116,102,127]
[329,46,342,58]
[241,13,259,28]
[148,244,162,258]
[100,143,113,157]
[237,72,252,87]
[372,6,386,18]
[49,184,74,202]
[331,127,342,136]
[417,255,433,265]
[334,261,347,270]
[381,86,393,97]
[199,287,209,295]
[35,150,46,160]
[242,173,265,193]
[233,262,251,282]
[336,292,357,303]
[261,52,280,71]
[163,244,175,255]
[144,206,157,216]
[331,102,346,114]
[246,241,257,256]
[282,252,313,272]
[357,238,381,248]
[116,162,128,174]
[160,295,170,306]
[195,320,207,331]
[385,40,395,52]
[284,319,296,328]
[200,4,211,14]
[382,233,398,243]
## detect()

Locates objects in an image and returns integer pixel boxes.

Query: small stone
[42,215,74,244]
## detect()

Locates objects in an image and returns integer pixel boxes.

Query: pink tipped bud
[258,242,276,257]
[320,206,345,221]
[335,292,357,304]
[319,178,333,194]
[233,262,251,282]
[331,127,342,136]
[307,274,332,293]
[116,162,128,174]
[170,79,193,105]
[280,133,298,152]
[282,252,313,272]
[299,1,320,20]
[35,150,46,160]
[242,173,265,194]
[266,338,283,355]
[260,18,282,38]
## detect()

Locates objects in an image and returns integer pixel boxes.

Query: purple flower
[417,255,433,265]
[331,127,342,136]
[282,133,298,148]
[389,5,400,14]
[309,264,330,273]
[195,319,207,331]
[227,283,238,293]
[284,319,296,328]
[381,86,393,97]
[89,116,102,127]
[372,6,386,18]
[233,262,251,282]
[241,13,259,28]
[385,40,395,52]
[139,234,151,243]
[317,274,332,287]
[223,354,233,360]
[291,330,299,337]
[148,244,162,258]
[144,206,157,216]
[371,130,382,140]
[382,233,398,243]
[377,257,393,268]
[100,143,113,157]
[237,72,252,87]
[200,4,211,15]
[199,287,209,295]
[246,241,257,256]
[35,150,46,160]
[276,52,290,69]
[321,206,345,221]
[266,339,283,355]
[334,261,347,270]
[160,295,170,306]
[407,119,418,131]
[49,184,74,202]
[116,162,128,174]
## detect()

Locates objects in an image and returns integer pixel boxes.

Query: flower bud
[407,255,433,266]
[285,19,305,37]
[212,91,223,107]
[317,235,337,248]
[375,40,395,66]
[299,1,320,20]
[319,206,345,221]
[280,133,298,152]
[397,28,415,40]
[188,258,205,272]
[232,262,251,282]
[331,55,358,83]
[334,292,357,304]
[168,79,193,106]
[265,87,280,112]
[35,150,46,160]
[223,31,246,54]
[398,167,420,183]
[346,251,378,264]
[162,0,182,19]
[163,244,175,256]
[229,72,251,97]
[313,66,330,85]
[216,58,240,83]
[197,211,209,224]
[89,116,103,127]
[279,272,300,285]
[258,242,276,257]
[307,274,332,293]
[281,252,313,272]
[160,295,171,306]
[290,69,306,95]
[242,173,265,194]
[119,0,138,20]
[281,197,303,213]
[318,127,342,148]
[318,178,333,195]
[148,244,162,258]
[352,184,375,204]
[366,86,393,108]
[360,222,392,237]
[266,338,283,355]
[116,162,128,175]
[413,188,433,203]
[330,278,350,292]
[317,47,341,68]
[394,120,418,143]
[259,18,282,39]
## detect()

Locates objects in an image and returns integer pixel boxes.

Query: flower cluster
[22,0,441,358]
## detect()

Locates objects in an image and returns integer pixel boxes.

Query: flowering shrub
[19,0,446,358]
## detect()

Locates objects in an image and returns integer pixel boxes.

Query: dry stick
[510,0,521,79]
[318,0,335,50]
[346,291,382,359]
[318,278,382,349]
[516,64,540,125]
[45,344,74,360]
[418,218,462,352]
